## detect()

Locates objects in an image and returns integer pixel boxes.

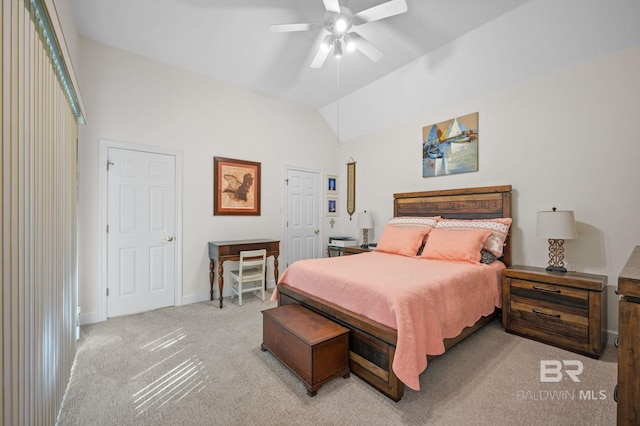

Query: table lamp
[536,207,577,272]
[357,211,373,248]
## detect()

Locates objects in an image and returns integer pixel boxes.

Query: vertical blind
[2,0,82,424]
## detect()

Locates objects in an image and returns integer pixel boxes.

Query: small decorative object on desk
[327,237,356,257]
[328,237,356,247]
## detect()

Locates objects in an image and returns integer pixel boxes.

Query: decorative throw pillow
[435,218,512,258]
[387,216,441,228]
[479,249,498,265]
[420,228,492,264]
[375,225,432,257]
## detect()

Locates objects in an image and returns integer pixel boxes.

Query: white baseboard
[79,311,103,326]
[80,281,278,325]
[181,292,211,305]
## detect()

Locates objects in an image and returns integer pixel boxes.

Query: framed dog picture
[213,157,261,216]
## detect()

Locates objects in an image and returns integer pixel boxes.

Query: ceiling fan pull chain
[336,60,340,146]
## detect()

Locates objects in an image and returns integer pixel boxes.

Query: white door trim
[283,165,322,268]
[98,139,183,321]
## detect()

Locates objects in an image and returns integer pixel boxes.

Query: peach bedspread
[271,251,504,391]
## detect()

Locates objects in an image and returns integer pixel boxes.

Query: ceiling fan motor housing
[324,7,354,34]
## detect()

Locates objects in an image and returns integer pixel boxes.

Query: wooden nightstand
[343,246,373,255]
[502,265,607,358]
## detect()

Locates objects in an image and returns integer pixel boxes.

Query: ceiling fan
[270,0,408,68]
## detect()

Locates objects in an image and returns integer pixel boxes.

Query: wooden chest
[261,304,350,396]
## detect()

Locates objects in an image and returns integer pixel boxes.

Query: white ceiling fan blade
[270,23,317,33]
[353,0,408,25]
[323,0,341,14]
[310,31,331,68]
[310,47,331,68]
[348,32,383,62]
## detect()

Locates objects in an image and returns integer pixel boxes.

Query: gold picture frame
[213,157,261,216]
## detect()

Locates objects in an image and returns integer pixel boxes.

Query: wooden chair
[229,249,266,306]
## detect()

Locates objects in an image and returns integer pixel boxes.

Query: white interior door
[285,168,321,267]
[107,147,176,317]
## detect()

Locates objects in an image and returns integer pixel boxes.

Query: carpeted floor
[57,292,617,425]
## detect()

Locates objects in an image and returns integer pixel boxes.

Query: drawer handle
[614,336,619,348]
[533,285,561,293]
[532,308,561,318]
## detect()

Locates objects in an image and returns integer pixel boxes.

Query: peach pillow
[420,228,492,264]
[375,225,431,257]
[435,218,512,258]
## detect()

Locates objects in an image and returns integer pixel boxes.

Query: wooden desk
[208,239,280,308]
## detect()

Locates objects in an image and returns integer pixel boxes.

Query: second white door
[284,168,321,268]
[107,147,177,317]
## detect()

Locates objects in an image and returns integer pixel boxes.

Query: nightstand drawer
[510,279,589,313]
[510,299,588,343]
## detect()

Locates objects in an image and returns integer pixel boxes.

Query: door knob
[314,229,320,234]
[166,235,174,242]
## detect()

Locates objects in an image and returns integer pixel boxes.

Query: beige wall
[337,45,640,336]
[74,2,640,338]
[76,39,339,323]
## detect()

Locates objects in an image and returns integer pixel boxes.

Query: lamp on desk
[536,207,577,273]
[358,211,373,248]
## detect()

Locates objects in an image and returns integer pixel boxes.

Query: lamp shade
[536,209,577,239]
[357,211,373,229]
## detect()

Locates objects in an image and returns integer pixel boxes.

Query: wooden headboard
[393,185,512,266]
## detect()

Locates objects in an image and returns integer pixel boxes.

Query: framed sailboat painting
[422,112,478,178]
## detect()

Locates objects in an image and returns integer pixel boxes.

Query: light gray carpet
[57,292,617,425]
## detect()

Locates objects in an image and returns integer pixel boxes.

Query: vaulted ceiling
[72,0,530,109]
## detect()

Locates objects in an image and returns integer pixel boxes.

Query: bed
[275,185,512,401]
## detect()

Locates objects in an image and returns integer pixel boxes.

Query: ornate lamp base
[546,238,567,273]
[361,229,369,248]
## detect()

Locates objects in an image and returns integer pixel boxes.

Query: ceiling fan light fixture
[271,0,409,68]
[344,34,356,52]
[334,17,348,33]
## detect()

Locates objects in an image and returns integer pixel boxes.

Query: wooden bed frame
[277,185,512,401]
